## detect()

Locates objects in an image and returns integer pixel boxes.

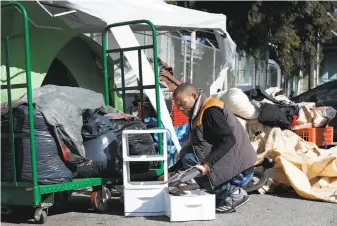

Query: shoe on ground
[216,187,250,213]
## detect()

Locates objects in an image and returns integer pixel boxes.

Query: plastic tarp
[49,0,228,31]
[237,119,337,203]
[20,85,111,164]
[44,0,236,71]
[57,0,237,74]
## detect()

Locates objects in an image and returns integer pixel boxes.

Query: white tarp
[47,0,237,69]
[58,0,228,31]
[44,0,237,153]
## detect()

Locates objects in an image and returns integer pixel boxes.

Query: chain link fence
[143,32,279,93]
[88,31,279,96]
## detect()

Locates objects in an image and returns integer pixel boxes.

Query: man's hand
[195,164,210,176]
[159,69,173,78]
[160,70,181,86]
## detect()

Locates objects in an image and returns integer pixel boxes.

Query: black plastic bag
[1,103,49,133]
[82,130,121,177]
[258,103,299,130]
[1,104,73,184]
[81,109,114,141]
[73,159,107,178]
[111,118,155,154]
[80,111,122,177]
[110,117,155,173]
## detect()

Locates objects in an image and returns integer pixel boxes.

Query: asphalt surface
[1,189,336,226]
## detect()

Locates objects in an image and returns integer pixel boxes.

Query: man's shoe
[216,188,250,213]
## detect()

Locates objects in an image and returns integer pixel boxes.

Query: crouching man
[173,83,257,213]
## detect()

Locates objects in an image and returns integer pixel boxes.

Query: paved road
[2,190,336,226]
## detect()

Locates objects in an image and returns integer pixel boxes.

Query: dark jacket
[189,94,257,189]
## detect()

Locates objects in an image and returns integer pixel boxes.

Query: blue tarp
[144,117,189,167]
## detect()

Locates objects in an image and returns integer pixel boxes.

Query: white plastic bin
[124,187,167,217]
[122,129,169,217]
[164,189,216,222]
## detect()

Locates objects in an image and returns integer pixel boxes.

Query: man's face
[174,92,198,117]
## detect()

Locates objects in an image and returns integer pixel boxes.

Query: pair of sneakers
[216,187,250,213]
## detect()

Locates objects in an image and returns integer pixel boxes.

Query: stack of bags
[217,87,337,204]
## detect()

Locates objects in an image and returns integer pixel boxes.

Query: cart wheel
[90,187,111,212]
[34,208,48,224]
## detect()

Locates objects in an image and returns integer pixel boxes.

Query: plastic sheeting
[45,0,236,69]
[254,127,337,203]
[20,85,111,165]
[51,0,227,31]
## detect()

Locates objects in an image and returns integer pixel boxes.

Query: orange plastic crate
[294,128,316,143]
[294,127,333,146]
[172,101,189,127]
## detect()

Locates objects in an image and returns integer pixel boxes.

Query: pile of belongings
[217,86,337,203]
[291,80,337,141]
[217,87,336,131]
[1,85,155,185]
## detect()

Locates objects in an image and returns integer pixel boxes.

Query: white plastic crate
[164,190,216,222]
[122,128,169,217]
[122,128,169,188]
[124,187,168,216]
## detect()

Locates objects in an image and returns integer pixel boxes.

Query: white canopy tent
[42,0,237,155]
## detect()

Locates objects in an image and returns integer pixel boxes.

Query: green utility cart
[1,1,164,224]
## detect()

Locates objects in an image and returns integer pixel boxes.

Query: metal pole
[252,57,256,88]
[235,54,239,87]
[190,48,194,83]
[316,35,320,86]
[102,30,109,105]
[212,49,216,82]
[4,36,17,186]
[120,52,126,113]
[2,1,39,205]
[205,38,217,82]
[21,2,38,201]
[183,40,187,82]
[144,31,148,56]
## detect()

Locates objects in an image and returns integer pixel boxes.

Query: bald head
[173,83,198,98]
[173,83,199,117]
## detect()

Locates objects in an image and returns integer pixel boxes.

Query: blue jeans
[181,152,252,200]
